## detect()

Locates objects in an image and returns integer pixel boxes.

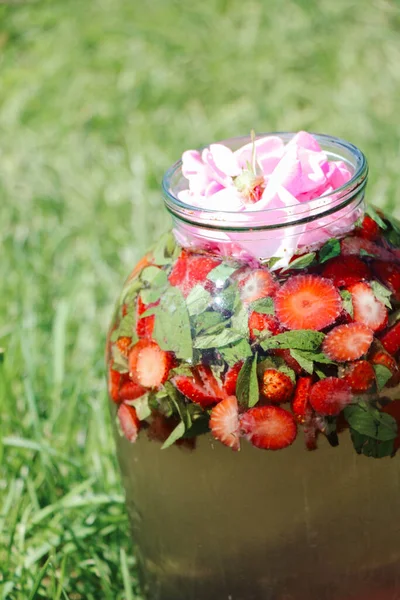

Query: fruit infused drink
[107,133,400,600]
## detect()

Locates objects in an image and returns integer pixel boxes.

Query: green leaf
[360,248,376,258]
[186,285,212,316]
[319,238,341,263]
[217,282,240,313]
[315,367,327,379]
[340,290,354,317]
[140,265,167,285]
[206,263,239,283]
[219,339,252,366]
[281,252,316,272]
[183,416,210,439]
[161,421,186,449]
[261,330,325,352]
[249,297,275,314]
[193,312,229,337]
[119,278,143,305]
[290,349,314,374]
[263,256,282,269]
[140,286,164,305]
[111,346,129,373]
[344,402,398,441]
[370,280,392,309]
[236,354,259,408]
[374,364,393,391]
[163,381,192,428]
[128,394,151,420]
[366,205,387,230]
[350,429,395,458]
[194,328,245,349]
[171,364,194,377]
[151,287,193,360]
[152,232,181,266]
[231,303,249,338]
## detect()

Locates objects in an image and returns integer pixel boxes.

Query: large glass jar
[107,133,400,600]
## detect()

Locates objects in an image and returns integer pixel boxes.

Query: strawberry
[322,323,373,362]
[348,282,388,332]
[379,321,400,355]
[136,296,156,339]
[119,379,147,401]
[248,312,282,342]
[261,368,294,404]
[240,405,297,450]
[129,340,172,388]
[210,395,240,451]
[223,362,243,397]
[371,260,400,301]
[270,349,303,375]
[108,365,122,403]
[321,255,371,288]
[381,401,400,451]
[370,350,400,387]
[274,275,342,331]
[292,377,313,423]
[341,237,394,261]
[173,366,225,408]
[356,215,380,241]
[169,251,220,297]
[309,377,352,416]
[196,365,225,398]
[239,269,278,303]
[342,360,376,393]
[116,336,132,357]
[117,404,140,443]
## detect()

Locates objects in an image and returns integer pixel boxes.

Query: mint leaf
[119,278,143,305]
[360,248,376,258]
[111,345,129,373]
[161,421,186,449]
[350,430,395,458]
[261,330,325,352]
[340,290,354,317]
[217,282,240,313]
[374,364,393,391]
[282,252,316,272]
[151,287,193,360]
[193,311,228,336]
[194,328,245,349]
[219,339,252,366]
[370,280,392,309]
[290,349,313,374]
[127,394,151,420]
[319,238,341,263]
[236,354,259,408]
[231,304,249,338]
[366,205,387,230]
[139,267,168,303]
[186,285,212,316]
[344,402,397,441]
[263,256,281,269]
[207,263,239,283]
[315,367,326,379]
[152,232,181,266]
[249,297,275,315]
[141,265,165,284]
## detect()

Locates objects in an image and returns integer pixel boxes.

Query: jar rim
[162,132,368,231]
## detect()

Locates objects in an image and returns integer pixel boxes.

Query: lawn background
[1,0,400,598]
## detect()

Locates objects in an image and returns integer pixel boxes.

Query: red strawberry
[117,404,140,443]
[381,401,400,451]
[261,369,294,404]
[348,282,388,332]
[196,365,225,398]
[116,336,132,357]
[370,350,400,387]
[309,377,352,416]
[371,260,400,301]
[271,349,303,375]
[210,395,240,451]
[129,340,172,388]
[321,255,371,288]
[322,323,373,362]
[356,215,380,241]
[379,321,400,355]
[248,312,282,342]
[136,296,156,339]
[173,366,225,408]
[108,365,122,403]
[292,377,313,423]
[342,360,376,393]
[223,362,243,397]
[119,379,147,401]
[239,269,278,303]
[169,251,220,297]
[341,237,394,261]
[240,405,297,450]
[274,275,342,331]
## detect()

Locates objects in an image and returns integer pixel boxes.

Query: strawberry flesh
[348,282,388,332]
[240,405,297,451]
[379,321,400,355]
[169,251,221,297]
[223,362,243,397]
[321,255,371,288]
[129,340,172,388]
[136,296,156,339]
[372,260,400,302]
[292,377,313,423]
[356,215,380,241]
[239,269,278,303]
[210,395,240,451]
[117,404,140,443]
[310,377,352,416]
[342,360,376,393]
[323,323,374,362]
[248,312,282,342]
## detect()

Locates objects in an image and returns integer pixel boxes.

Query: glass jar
[107,133,400,600]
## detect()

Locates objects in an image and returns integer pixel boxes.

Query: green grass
[1,0,400,597]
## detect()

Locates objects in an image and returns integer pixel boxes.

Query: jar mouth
[162,132,368,231]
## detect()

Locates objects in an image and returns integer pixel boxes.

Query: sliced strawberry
[129,340,172,388]
[348,282,388,332]
[210,395,240,451]
[321,255,371,288]
[371,260,400,301]
[173,366,224,408]
[322,323,373,362]
[381,401,400,451]
[168,250,189,288]
[136,296,156,339]
[342,360,376,393]
[271,349,303,375]
[116,336,132,357]
[223,362,243,397]
[292,377,313,423]
[240,405,297,451]
[356,215,380,241]
[108,365,122,403]
[169,251,220,297]
[309,377,352,416]
[261,368,294,404]
[379,321,400,355]
[119,380,147,401]
[341,237,394,261]
[117,404,140,443]
[370,350,400,387]
[239,269,278,303]
[197,365,225,398]
[248,312,282,342]
[274,275,342,331]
